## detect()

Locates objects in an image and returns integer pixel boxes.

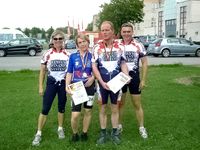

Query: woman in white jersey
[32,30,70,146]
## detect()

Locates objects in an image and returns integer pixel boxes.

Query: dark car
[147,37,200,57]
[65,40,76,49]
[0,38,43,57]
[133,35,156,49]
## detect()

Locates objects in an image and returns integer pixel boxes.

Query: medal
[83,72,88,78]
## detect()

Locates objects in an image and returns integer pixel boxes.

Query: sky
[0,0,110,30]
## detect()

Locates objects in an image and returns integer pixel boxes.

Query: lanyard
[80,51,88,71]
[104,41,113,61]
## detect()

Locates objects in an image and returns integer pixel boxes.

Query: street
[0,51,200,71]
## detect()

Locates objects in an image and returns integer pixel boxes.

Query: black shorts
[99,82,119,105]
[122,71,141,95]
[72,82,95,112]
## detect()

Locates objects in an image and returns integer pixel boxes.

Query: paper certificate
[107,72,131,94]
[68,81,89,105]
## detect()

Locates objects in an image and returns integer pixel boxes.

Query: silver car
[147,38,200,57]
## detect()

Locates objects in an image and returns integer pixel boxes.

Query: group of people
[32,21,148,146]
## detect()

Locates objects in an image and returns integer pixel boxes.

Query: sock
[101,128,106,133]
[139,126,144,130]
[118,124,122,128]
[112,128,117,133]
[58,126,63,131]
[36,130,42,136]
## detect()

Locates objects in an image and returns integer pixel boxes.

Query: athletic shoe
[139,127,148,139]
[32,134,41,146]
[118,124,123,133]
[58,129,65,139]
[71,133,79,142]
[96,131,107,145]
[111,130,121,145]
[80,132,88,141]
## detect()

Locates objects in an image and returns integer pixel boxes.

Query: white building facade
[134,0,200,42]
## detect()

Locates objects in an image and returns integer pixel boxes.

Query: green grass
[0,65,200,150]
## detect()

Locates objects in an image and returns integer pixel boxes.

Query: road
[0,50,200,71]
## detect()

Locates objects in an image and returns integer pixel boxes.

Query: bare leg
[82,109,92,133]
[37,113,47,131]
[71,112,80,134]
[58,112,64,127]
[118,93,126,125]
[111,104,119,128]
[131,94,144,127]
[99,104,107,129]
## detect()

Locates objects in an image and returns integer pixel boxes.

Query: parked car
[0,28,28,44]
[147,37,200,57]
[133,35,156,49]
[65,40,76,49]
[0,38,43,57]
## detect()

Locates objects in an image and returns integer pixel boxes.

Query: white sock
[118,124,122,128]
[36,130,42,136]
[58,126,63,131]
[139,126,145,130]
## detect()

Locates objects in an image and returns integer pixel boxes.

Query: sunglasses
[53,37,63,41]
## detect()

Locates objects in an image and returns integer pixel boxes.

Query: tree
[98,0,144,34]
[85,22,93,31]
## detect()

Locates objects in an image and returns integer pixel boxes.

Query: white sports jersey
[121,39,147,72]
[41,48,70,81]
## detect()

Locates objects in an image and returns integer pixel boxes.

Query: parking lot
[0,50,199,71]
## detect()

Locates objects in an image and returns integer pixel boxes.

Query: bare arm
[120,61,129,75]
[65,73,73,95]
[140,56,148,90]
[92,62,109,90]
[39,64,46,96]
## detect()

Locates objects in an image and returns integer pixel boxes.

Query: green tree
[46,26,54,40]
[98,0,144,34]
[85,22,93,31]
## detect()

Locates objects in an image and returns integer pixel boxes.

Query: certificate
[68,81,89,105]
[107,72,131,94]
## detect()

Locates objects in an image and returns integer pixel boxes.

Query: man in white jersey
[32,30,70,146]
[92,21,129,145]
[118,23,148,139]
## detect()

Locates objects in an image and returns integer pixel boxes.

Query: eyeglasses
[53,37,63,41]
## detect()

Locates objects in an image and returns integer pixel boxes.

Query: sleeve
[91,44,99,63]
[40,50,50,65]
[138,43,147,57]
[67,54,74,73]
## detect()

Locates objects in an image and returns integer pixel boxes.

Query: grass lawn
[0,64,200,150]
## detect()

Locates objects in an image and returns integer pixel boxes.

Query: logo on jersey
[50,60,67,71]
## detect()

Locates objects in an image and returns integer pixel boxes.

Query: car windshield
[152,39,162,44]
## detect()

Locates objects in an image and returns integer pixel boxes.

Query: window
[180,6,187,37]
[158,11,163,37]
[167,38,179,44]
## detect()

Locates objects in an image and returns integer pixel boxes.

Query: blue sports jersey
[67,50,93,83]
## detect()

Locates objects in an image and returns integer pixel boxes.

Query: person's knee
[84,109,92,116]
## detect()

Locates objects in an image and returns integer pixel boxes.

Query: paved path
[0,50,199,71]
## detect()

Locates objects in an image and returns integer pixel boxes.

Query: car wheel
[162,49,170,57]
[29,49,36,56]
[195,49,200,57]
[0,50,6,57]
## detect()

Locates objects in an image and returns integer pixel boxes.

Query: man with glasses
[118,23,148,139]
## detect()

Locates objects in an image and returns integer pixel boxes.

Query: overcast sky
[0,0,110,30]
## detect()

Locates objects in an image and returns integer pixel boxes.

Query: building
[134,0,200,42]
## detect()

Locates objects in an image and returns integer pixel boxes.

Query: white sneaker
[32,134,41,146]
[58,129,65,139]
[118,124,123,133]
[139,127,148,139]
